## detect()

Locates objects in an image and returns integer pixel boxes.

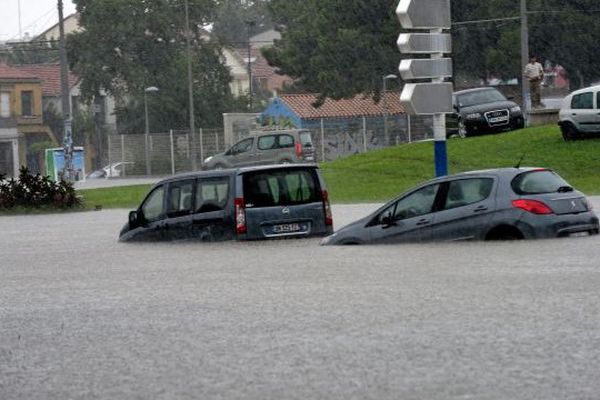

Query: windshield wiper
[557,186,574,193]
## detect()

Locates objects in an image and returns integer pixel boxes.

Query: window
[511,170,570,195]
[243,169,319,208]
[228,138,253,155]
[258,135,276,150]
[1,92,10,118]
[299,132,313,147]
[195,177,229,213]
[277,134,294,148]
[376,184,440,223]
[167,180,194,216]
[141,185,165,221]
[571,92,594,110]
[443,178,493,210]
[21,91,33,117]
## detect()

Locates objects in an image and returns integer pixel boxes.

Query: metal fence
[105,114,433,177]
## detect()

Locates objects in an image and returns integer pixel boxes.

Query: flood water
[1,202,600,399]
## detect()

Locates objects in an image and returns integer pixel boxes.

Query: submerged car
[86,162,134,179]
[203,129,315,170]
[447,87,525,138]
[321,168,598,245]
[120,164,333,242]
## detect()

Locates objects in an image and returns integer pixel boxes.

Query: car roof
[248,129,309,137]
[567,84,600,97]
[426,167,548,183]
[153,163,320,186]
[454,87,501,96]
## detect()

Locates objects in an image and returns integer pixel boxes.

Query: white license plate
[569,231,590,237]
[273,223,301,233]
[489,116,508,123]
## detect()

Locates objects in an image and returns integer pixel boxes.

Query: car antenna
[514,152,527,169]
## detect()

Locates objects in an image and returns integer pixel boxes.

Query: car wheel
[485,225,524,241]
[561,124,578,141]
[280,159,292,164]
[458,119,468,138]
[214,163,226,170]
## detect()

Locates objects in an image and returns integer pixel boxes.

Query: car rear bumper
[516,211,599,239]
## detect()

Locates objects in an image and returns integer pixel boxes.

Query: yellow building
[0,63,58,178]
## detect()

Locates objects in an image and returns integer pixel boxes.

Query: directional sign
[400,83,453,115]
[396,0,451,29]
[399,58,452,80]
[397,33,451,54]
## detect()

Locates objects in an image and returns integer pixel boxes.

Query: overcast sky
[0,0,76,42]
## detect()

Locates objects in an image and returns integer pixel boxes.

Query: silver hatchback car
[322,168,599,245]
[203,129,315,170]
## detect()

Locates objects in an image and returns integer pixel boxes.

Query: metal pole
[58,0,73,181]
[184,0,198,170]
[407,114,412,143]
[320,118,325,162]
[383,78,388,147]
[432,28,448,177]
[246,20,256,111]
[144,90,151,176]
[520,0,530,121]
[107,135,112,177]
[170,129,175,175]
[362,116,367,152]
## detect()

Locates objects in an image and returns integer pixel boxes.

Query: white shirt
[524,62,544,80]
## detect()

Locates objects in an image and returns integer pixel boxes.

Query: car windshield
[456,89,507,107]
[511,170,571,195]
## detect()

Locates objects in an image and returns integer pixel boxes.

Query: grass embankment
[77,124,600,209]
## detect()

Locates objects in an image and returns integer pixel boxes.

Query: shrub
[0,167,81,210]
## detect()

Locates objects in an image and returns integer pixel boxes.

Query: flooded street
[2,202,600,399]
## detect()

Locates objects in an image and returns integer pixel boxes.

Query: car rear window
[299,132,313,146]
[243,169,320,207]
[511,170,571,195]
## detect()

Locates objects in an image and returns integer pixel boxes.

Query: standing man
[524,56,544,108]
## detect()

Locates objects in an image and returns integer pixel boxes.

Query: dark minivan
[119,164,333,242]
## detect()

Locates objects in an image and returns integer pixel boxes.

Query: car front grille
[484,109,510,127]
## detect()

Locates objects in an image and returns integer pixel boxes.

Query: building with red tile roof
[259,92,405,129]
[15,63,78,97]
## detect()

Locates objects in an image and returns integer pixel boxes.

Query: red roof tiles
[16,63,78,96]
[279,92,405,120]
[0,63,39,80]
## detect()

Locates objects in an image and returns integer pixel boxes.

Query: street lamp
[144,86,159,176]
[245,20,256,111]
[382,74,398,146]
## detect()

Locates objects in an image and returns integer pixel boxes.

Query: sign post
[396,0,452,177]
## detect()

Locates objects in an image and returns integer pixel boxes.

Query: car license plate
[489,116,508,123]
[569,231,590,237]
[273,223,302,234]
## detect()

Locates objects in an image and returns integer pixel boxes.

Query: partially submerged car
[120,164,333,242]
[321,168,598,245]
[87,162,135,179]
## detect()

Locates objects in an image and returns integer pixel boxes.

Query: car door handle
[473,206,488,213]
[416,218,430,226]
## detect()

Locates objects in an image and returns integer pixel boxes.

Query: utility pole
[246,20,256,111]
[520,0,530,119]
[58,0,73,181]
[184,0,199,170]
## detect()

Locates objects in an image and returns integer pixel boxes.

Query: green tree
[211,0,273,46]
[68,0,238,130]
[264,0,600,101]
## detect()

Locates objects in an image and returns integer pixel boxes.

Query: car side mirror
[129,210,141,228]
[380,214,396,228]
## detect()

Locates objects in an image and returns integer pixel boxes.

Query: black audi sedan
[321,168,599,245]
[447,87,525,138]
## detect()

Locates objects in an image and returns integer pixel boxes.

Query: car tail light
[235,197,247,234]
[295,141,303,158]
[322,190,333,226]
[512,199,553,215]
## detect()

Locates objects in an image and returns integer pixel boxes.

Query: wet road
[1,201,600,400]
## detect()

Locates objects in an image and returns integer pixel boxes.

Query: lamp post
[382,74,398,146]
[144,86,159,176]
